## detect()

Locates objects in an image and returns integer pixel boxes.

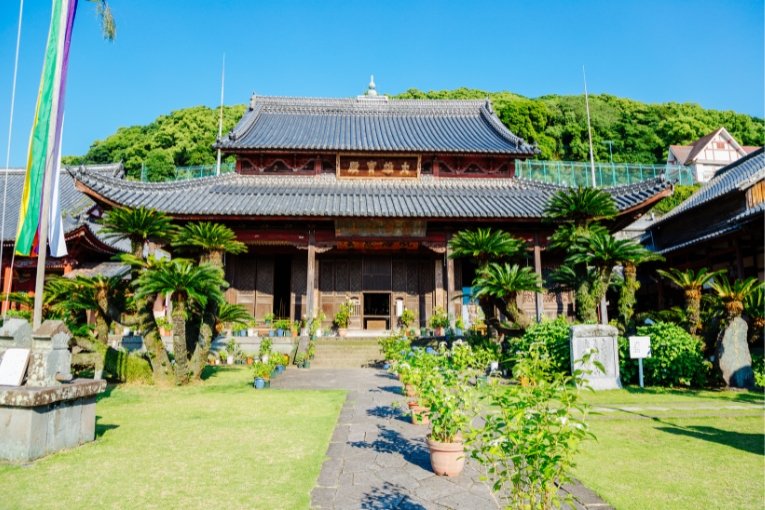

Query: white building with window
[667,127,759,183]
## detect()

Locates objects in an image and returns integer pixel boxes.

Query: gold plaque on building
[337,154,420,179]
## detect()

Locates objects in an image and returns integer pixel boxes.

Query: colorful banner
[15,0,77,256]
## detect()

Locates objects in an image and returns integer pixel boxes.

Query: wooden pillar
[434,257,445,312]
[1,266,12,314]
[446,239,456,325]
[534,234,543,322]
[306,228,316,319]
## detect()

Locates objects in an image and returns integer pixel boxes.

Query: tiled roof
[71,169,670,220]
[669,145,692,165]
[216,96,537,155]
[654,148,764,224]
[0,164,125,248]
[683,127,725,163]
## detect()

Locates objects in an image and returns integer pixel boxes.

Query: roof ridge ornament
[249,92,257,110]
[367,75,377,97]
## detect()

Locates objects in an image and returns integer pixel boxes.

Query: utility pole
[583,66,597,188]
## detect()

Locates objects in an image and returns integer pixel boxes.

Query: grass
[0,367,345,510]
[575,387,765,510]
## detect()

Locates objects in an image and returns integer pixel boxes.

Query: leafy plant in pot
[429,307,449,336]
[295,351,310,368]
[420,366,476,477]
[225,338,239,365]
[252,361,271,389]
[333,300,353,337]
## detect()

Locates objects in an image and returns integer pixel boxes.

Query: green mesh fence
[514,160,695,187]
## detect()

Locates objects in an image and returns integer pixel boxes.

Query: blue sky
[0,0,763,166]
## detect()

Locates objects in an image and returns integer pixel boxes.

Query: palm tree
[710,275,762,320]
[448,228,526,267]
[45,275,128,343]
[617,247,664,329]
[100,206,175,259]
[549,263,599,323]
[216,302,254,331]
[135,259,226,385]
[657,268,723,334]
[543,187,618,226]
[172,222,246,268]
[744,284,764,341]
[568,232,647,322]
[473,263,542,329]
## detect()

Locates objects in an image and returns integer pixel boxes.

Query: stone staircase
[310,338,382,368]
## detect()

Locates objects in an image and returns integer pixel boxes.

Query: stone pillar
[717,316,753,388]
[533,234,543,323]
[306,229,316,319]
[1,265,12,314]
[570,324,622,390]
[445,239,456,325]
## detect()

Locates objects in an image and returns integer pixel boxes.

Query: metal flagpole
[215,53,225,176]
[583,66,597,188]
[1,0,25,319]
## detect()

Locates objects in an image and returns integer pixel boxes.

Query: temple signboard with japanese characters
[337,154,420,179]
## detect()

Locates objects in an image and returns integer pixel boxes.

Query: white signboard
[629,336,651,359]
[0,348,31,386]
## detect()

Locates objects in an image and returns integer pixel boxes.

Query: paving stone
[325,441,347,459]
[316,459,342,487]
[311,486,337,508]
[353,470,382,487]
[374,451,406,468]
[436,490,496,509]
[414,475,465,501]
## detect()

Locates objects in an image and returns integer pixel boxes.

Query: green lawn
[0,367,345,510]
[575,387,765,510]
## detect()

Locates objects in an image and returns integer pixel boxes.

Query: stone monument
[716,316,753,388]
[570,324,622,390]
[0,319,106,462]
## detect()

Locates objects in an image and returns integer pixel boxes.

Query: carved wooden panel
[392,259,407,292]
[291,256,307,320]
[350,258,363,292]
[335,260,350,292]
[319,260,334,292]
[363,257,391,290]
[406,261,419,294]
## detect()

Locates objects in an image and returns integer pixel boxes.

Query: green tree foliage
[396,89,764,162]
[172,222,247,268]
[650,184,701,215]
[64,105,246,180]
[657,267,724,335]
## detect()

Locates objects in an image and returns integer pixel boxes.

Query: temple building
[71,83,671,332]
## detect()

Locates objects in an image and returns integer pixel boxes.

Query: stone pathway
[273,368,611,510]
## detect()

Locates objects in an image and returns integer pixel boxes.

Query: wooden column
[533,233,543,322]
[1,266,12,314]
[434,257,445,312]
[446,240,456,325]
[306,228,316,319]
[734,237,745,279]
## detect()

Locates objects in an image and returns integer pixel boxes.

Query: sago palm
[710,275,762,320]
[618,247,664,328]
[216,302,254,331]
[172,222,247,268]
[744,284,764,340]
[135,259,226,384]
[657,267,723,334]
[550,263,599,323]
[100,206,175,259]
[473,263,542,329]
[568,232,647,315]
[448,228,526,267]
[543,187,618,226]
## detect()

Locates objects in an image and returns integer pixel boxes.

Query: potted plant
[263,312,275,337]
[399,308,416,334]
[309,312,326,339]
[274,319,291,337]
[429,307,449,336]
[252,361,271,389]
[259,338,272,362]
[333,301,353,337]
[218,349,228,365]
[307,341,316,360]
[225,338,239,365]
[421,369,475,477]
[454,318,465,336]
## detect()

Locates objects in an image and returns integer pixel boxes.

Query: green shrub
[103,347,153,384]
[752,354,765,389]
[510,317,571,374]
[621,321,710,387]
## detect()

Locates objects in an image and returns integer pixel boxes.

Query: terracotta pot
[407,400,418,409]
[411,405,430,425]
[404,384,417,397]
[338,328,348,337]
[426,436,465,477]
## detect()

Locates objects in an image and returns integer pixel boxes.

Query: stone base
[0,379,106,462]
[570,324,622,390]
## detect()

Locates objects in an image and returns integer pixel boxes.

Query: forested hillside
[65,90,763,181]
